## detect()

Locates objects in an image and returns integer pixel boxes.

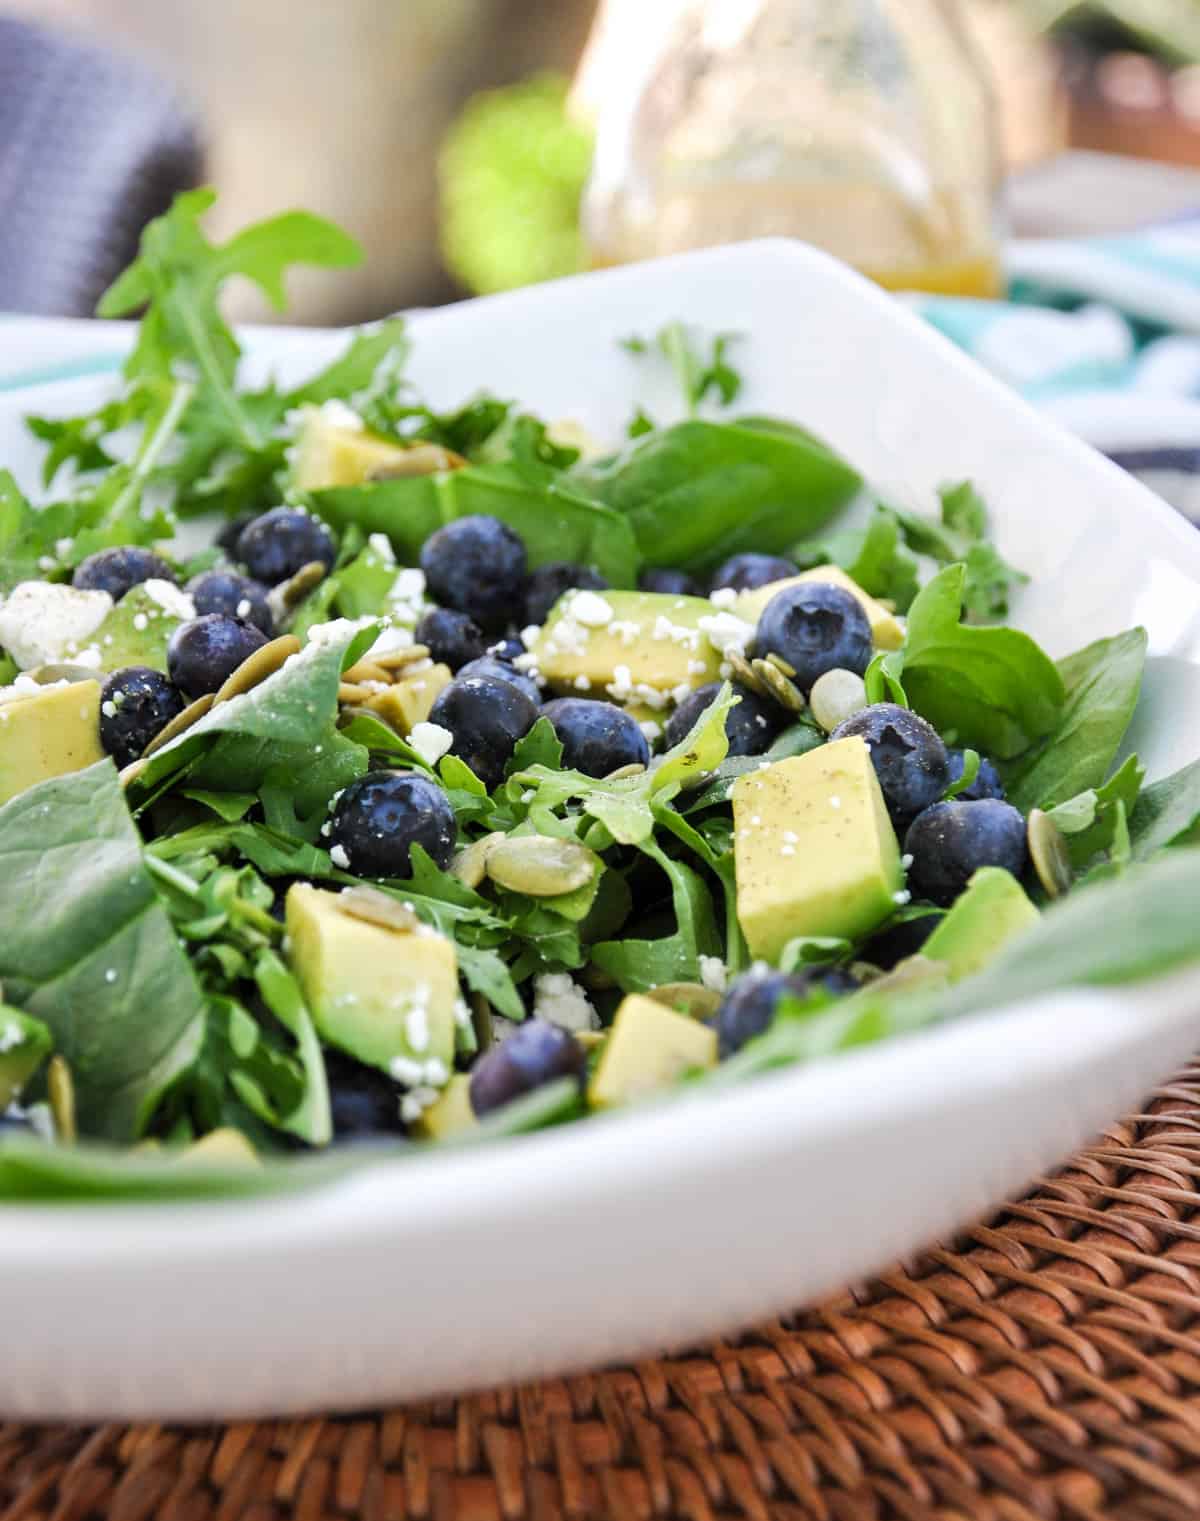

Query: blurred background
[8,0,1200,321]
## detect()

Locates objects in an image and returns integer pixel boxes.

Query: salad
[2,190,1200,1202]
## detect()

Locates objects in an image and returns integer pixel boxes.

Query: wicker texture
[7,1065,1200,1521]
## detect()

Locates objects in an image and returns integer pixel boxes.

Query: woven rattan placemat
[6,1061,1200,1521]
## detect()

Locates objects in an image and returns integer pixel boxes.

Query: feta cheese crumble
[0,582,112,668]
[570,590,614,628]
[532,972,600,1033]
[319,397,366,432]
[143,579,196,620]
[329,843,350,869]
[698,955,727,993]
[409,721,454,767]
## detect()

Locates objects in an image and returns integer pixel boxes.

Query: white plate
[5,242,1200,1422]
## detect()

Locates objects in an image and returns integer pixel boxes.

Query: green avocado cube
[91,584,186,673]
[0,680,105,806]
[922,867,1039,981]
[588,994,717,1108]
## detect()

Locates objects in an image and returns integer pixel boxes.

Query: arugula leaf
[253,951,332,1146]
[899,565,1065,758]
[1004,629,1147,811]
[864,649,908,707]
[683,719,824,812]
[1129,757,1200,859]
[622,323,743,414]
[284,319,410,409]
[312,460,640,585]
[574,419,861,574]
[0,762,207,1141]
[591,840,721,991]
[792,505,920,612]
[892,482,1028,623]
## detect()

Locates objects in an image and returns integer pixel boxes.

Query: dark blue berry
[456,656,541,706]
[323,1048,407,1140]
[862,912,943,970]
[710,552,797,594]
[469,1019,586,1116]
[904,799,1028,907]
[216,513,257,556]
[414,608,487,672]
[72,546,176,601]
[639,566,701,597]
[664,681,785,756]
[187,570,274,635]
[487,637,525,662]
[541,697,649,778]
[946,748,1005,802]
[98,666,187,766]
[427,674,538,789]
[831,703,950,828]
[167,614,269,697]
[236,507,336,586]
[524,563,608,627]
[716,967,859,1059]
[329,770,456,879]
[419,515,527,632]
[0,1112,35,1137]
[754,582,872,693]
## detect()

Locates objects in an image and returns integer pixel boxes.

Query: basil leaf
[0,762,207,1140]
[1130,757,1200,859]
[900,565,1065,758]
[575,418,860,573]
[1004,628,1147,811]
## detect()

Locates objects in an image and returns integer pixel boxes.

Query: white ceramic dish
[4,241,1200,1422]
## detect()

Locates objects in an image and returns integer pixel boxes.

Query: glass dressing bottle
[581,0,1002,296]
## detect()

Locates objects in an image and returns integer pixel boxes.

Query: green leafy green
[592,840,721,991]
[1047,754,1143,871]
[1129,757,1200,859]
[892,482,1028,622]
[793,504,920,612]
[622,323,743,414]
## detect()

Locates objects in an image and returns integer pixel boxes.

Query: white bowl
[4,241,1200,1422]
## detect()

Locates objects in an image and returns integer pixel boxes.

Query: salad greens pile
[2,191,1200,1204]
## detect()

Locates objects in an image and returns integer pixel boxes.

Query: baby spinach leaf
[1129,756,1200,859]
[575,419,860,573]
[1046,754,1144,870]
[312,461,640,585]
[0,762,207,1141]
[333,541,398,618]
[1004,628,1147,812]
[899,565,1064,758]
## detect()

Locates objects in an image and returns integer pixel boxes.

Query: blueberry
[487,637,525,662]
[323,1048,407,1140]
[946,747,1005,802]
[862,913,943,970]
[639,566,701,597]
[98,666,187,766]
[330,770,456,879]
[904,799,1029,906]
[754,582,872,694]
[236,507,336,586]
[427,674,538,789]
[469,1019,586,1116]
[419,515,527,632]
[216,513,257,556]
[72,546,176,601]
[187,570,274,635]
[455,657,541,708]
[831,703,950,828]
[710,552,797,594]
[167,614,269,697]
[664,681,785,757]
[414,608,487,672]
[523,562,609,627]
[541,697,649,778]
[716,967,859,1059]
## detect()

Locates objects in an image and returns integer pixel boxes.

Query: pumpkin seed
[337,703,401,739]
[575,1030,606,1052]
[764,651,797,678]
[472,992,494,1053]
[338,885,421,934]
[342,659,394,686]
[27,663,102,685]
[374,645,432,672]
[142,693,215,755]
[578,964,617,992]
[279,560,327,609]
[119,758,149,788]
[47,1055,76,1145]
[726,648,771,698]
[337,682,374,705]
[366,443,466,479]
[752,657,806,714]
[1028,808,1072,899]
[809,668,869,733]
[212,635,301,705]
[602,763,646,781]
[646,983,722,1020]
[452,832,506,889]
[485,835,596,896]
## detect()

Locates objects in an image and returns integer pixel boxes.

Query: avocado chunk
[0,680,105,805]
[292,406,461,491]
[0,1008,52,1109]
[178,1127,260,1168]
[735,565,904,650]
[588,993,717,1108]
[365,662,453,735]
[533,590,724,703]
[285,883,458,1075]
[922,867,1039,981]
[91,584,186,673]
[733,736,902,961]
[413,1073,476,1140]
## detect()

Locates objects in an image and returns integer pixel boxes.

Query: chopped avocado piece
[0,680,105,805]
[735,565,904,650]
[733,736,902,961]
[588,993,717,1108]
[293,407,423,491]
[0,1008,52,1109]
[533,590,723,701]
[365,662,453,734]
[286,883,458,1074]
[178,1128,260,1168]
[922,867,1039,981]
[91,585,183,673]
[413,1073,476,1140]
